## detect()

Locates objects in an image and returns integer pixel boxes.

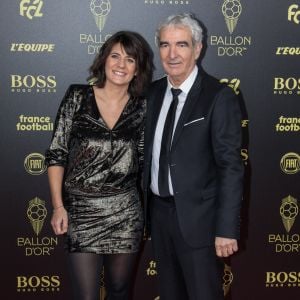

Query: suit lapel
[171,70,203,150]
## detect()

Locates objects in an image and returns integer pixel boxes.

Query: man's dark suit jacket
[143,68,244,248]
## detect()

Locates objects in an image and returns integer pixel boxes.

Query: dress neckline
[90,85,132,131]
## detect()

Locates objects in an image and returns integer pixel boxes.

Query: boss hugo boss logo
[17,275,60,292]
[273,77,300,95]
[266,272,300,287]
[288,4,300,24]
[144,1,190,5]
[10,75,56,93]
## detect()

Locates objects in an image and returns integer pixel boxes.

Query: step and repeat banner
[1,0,299,299]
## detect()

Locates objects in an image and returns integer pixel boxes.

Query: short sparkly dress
[45,85,145,254]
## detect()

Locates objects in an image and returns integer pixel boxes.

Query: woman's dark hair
[88,31,154,97]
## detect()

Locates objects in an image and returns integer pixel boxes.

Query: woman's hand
[51,206,68,235]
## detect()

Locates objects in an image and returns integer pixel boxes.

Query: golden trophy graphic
[27,197,47,235]
[222,0,242,34]
[90,0,111,32]
[280,195,298,233]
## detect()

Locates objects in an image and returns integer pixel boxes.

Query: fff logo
[288,4,300,24]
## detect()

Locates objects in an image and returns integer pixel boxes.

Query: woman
[45,31,153,300]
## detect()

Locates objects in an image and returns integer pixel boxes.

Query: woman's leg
[68,252,104,300]
[104,253,138,300]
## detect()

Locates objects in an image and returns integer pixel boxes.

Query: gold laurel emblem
[223,263,233,296]
[280,152,300,174]
[280,195,299,233]
[222,0,242,34]
[24,152,46,175]
[90,0,111,32]
[27,197,47,235]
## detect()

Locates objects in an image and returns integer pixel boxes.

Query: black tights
[68,252,138,300]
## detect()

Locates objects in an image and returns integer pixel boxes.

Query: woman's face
[105,43,137,88]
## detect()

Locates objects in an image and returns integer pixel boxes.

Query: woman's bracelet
[53,205,64,211]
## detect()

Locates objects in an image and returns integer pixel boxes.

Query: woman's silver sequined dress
[45,85,145,254]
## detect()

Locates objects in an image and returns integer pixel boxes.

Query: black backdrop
[1,1,299,299]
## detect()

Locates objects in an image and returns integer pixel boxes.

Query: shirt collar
[167,65,198,96]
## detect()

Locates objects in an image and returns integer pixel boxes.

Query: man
[143,13,244,300]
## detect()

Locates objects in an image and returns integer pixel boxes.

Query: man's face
[159,25,202,87]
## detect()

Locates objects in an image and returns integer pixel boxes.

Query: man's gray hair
[155,13,203,46]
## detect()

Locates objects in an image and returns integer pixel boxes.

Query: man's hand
[215,237,238,257]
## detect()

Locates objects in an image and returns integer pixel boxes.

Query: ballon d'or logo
[222,0,242,34]
[27,197,47,235]
[280,195,299,233]
[90,0,111,32]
